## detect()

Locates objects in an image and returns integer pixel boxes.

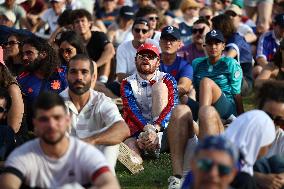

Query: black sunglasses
[59,48,74,55]
[134,28,148,34]
[137,53,157,60]
[265,112,284,126]
[200,15,212,20]
[0,107,6,113]
[197,158,232,176]
[148,16,159,21]
[192,27,205,34]
[3,41,21,47]
[225,11,238,17]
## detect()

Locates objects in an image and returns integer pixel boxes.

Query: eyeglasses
[192,27,205,34]
[134,28,148,34]
[148,16,159,21]
[265,112,284,126]
[59,48,74,55]
[199,15,211,20]
[225,11,238,17]
[3,41,20,47]
[137,53,158,60]
[0,107,7,113]
[197,158,232,176]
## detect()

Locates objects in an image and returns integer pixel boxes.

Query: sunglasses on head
[265,112,284,126]
[3,41,20,47]
[134,28,148,34]
[197,158,232,176]
[137,53,157,60]
[59,48,74,55]
[148,16,159,21]
[192,27,205,34]
[0,106,6,113]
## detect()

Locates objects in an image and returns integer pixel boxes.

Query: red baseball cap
[137,43,160,58]
[0,46,4,65]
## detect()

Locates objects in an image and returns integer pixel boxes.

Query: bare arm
[92,172,120,189]
[254,172,284,189]
[225,49,238,59]
[254,64,279,88]
[234,94,244,115]
[96,43,115,68]
[244,32,257,43]
[117,73,129,83]
[0,173,22,189]
[84,120,130,145]
[177,77,192,97]
[7,84,24,133]
[256,57,269,67]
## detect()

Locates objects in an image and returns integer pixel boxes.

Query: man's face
[73,16,91,35]
[205,40,225,58]
[132,24,150,43]
[192,23,210,45]
[22,43,39,65]
[0,98,7,121]
[191,150,237,189]
[155,0,169,11]
[144,14,159,30]
[135,50,160,75]
[262,100,284,129]
[274,24,284,39]
[33,106,69,145]
[50,1,64,15]
[160,35,182,54]
[138,0,151,7]
[5,0,15,7]
[67,59,93,95]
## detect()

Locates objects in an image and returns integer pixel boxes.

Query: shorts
[244,0,273,7]
[187,93,237,121]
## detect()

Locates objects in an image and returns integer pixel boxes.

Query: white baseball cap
[0,10,16,23]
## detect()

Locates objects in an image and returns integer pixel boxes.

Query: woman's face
[59,41,77,63]
[3,35,20,58]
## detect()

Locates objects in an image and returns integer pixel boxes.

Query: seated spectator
[212,14,253,96]
[17,37,67,130]
[225,4,257,43]
[199,6,213,25]
[96,0,120,28]
[60,54,130,173]
[159,26,193,100]
[0,10,16,27]
[254,13,284,78]
[0,48,24,133]
[178,0,201,46]
[135,5,161,43]
[154,0,176,25]
[211,0,226,16]
[71,9,115,83]
[121,43,178,159]
[178,18,210,64]
[107,5,135,48]
[132,0,153,13]
[0,92,120,189]
[180,136,239,189]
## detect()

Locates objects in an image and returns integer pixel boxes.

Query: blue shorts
[187,93,237,121]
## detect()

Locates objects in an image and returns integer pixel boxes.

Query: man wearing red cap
[121,43,178,159]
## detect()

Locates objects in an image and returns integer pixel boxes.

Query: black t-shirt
[86,31,110,62]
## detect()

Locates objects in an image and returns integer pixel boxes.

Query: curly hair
[211,14,236,40]
[135,6,159,18]
[0,64,18,88]
[22,37,60,78]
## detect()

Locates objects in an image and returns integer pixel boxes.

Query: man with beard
[0,92,120,189]
[121,43,178,159]
[60,54,130,174]
[17,36,67,130]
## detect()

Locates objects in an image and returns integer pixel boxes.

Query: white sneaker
[168,176,182,189]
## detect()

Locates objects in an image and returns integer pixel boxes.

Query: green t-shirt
[192,56,242,101]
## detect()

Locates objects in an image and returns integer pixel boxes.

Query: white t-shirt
[60,89,124,139]
[267,127,284,157]
[237,23,254,37]
[40,8,63,33]
[5,137,109,188]
[116,39,160,76]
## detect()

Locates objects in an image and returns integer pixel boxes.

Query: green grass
[116,93,256,189]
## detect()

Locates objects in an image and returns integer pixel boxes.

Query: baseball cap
[274,13,284,27]
[205,29,225,43]
[225,4,242,16]
[0,10,16,23]
[133,17,150,28]
[161,26,181,40]
[137,43,160,58]
[119,6,135,20]
[232,0,244,8]
[195,135,239,165]
[180,0,201,12]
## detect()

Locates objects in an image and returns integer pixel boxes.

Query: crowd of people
[0,0,283,188]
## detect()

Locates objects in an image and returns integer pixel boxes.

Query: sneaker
[168,176,181,189]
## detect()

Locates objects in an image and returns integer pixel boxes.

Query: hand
[144,133,159,151]
[256,173,284,189]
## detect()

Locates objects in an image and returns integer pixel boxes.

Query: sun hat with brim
[225,4,243,16]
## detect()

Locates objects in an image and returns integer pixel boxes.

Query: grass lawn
[116,94,255,189]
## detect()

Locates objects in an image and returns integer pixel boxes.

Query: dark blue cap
[161,25,181,40]
[205,29,225,43]
[274,13,284,27]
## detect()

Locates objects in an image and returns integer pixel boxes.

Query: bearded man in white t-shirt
[0,92,120,189]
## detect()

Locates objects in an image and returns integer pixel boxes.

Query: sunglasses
[137,53,157,60]
[148,16,159,21]
[265,112,284,126]
[200,15,211,20]
[0,106,7,113]
[134,28,148,34]
[3,41,20,47]
[59,48,74,55]
[192,27,205,34]
[225,11,238,17]
[197,158,232,176]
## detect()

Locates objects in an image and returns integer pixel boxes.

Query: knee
[198,105,218,120]
[200,77,214,87]
[171,105,193,122]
